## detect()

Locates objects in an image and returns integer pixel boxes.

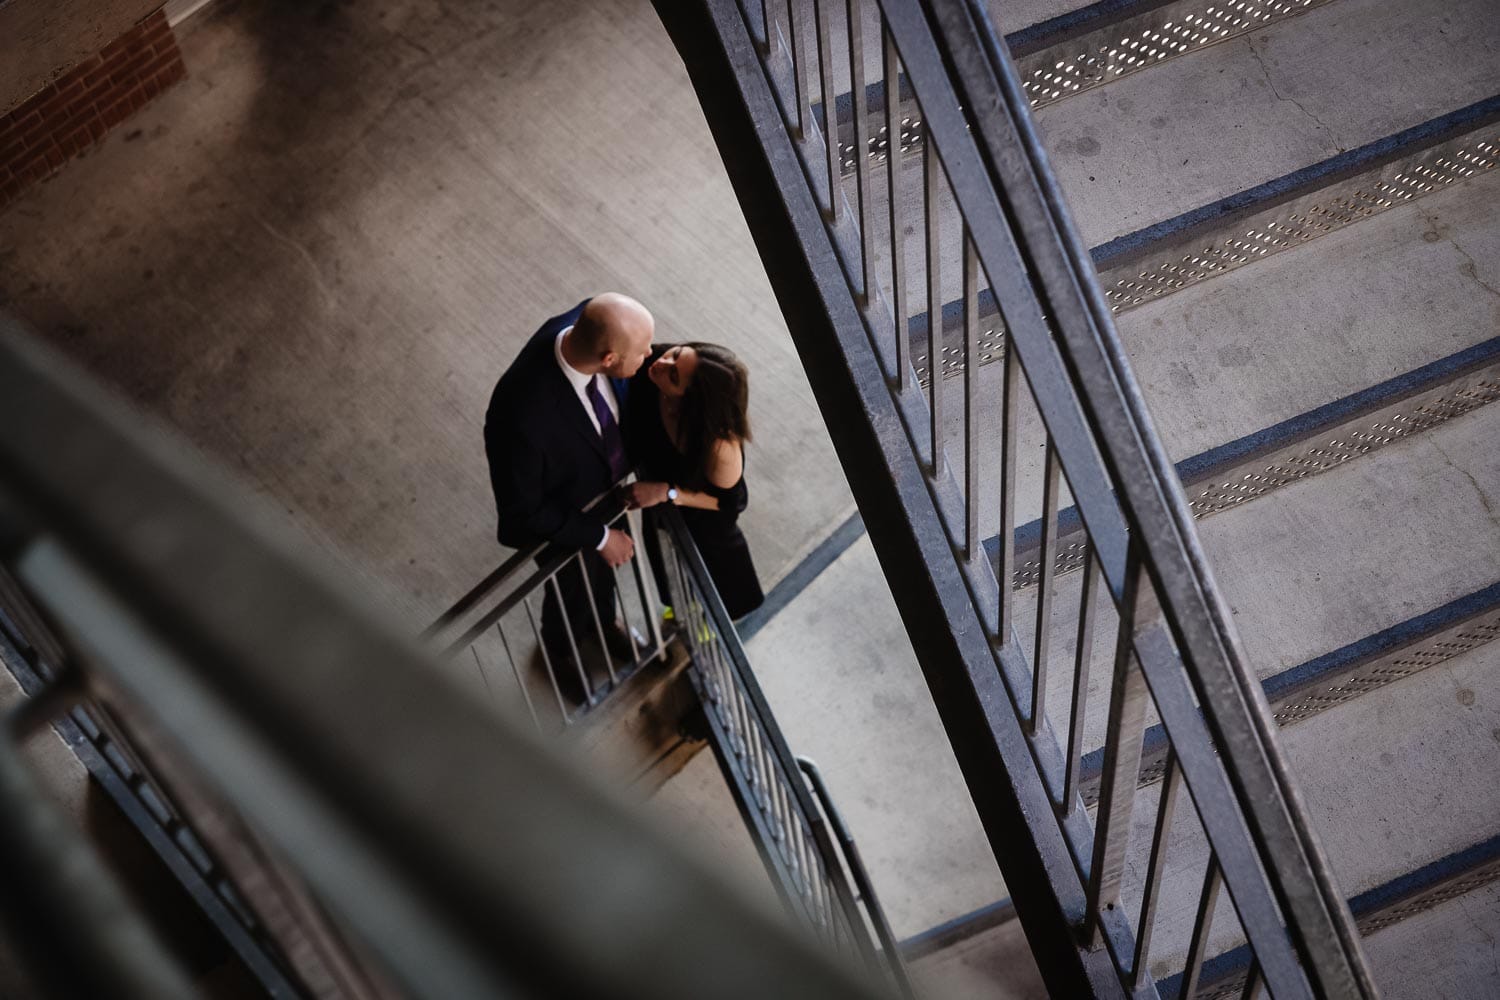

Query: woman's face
[648,345,699,400]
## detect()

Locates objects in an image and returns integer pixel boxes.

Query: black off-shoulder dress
[624,352,765,620]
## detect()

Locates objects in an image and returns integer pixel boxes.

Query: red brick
[100,30,143,63]
[18,115,55,150]
[33,86,76,122]
[142,48,181,80]
[98,92,134,129]
[111,48,156,84]
[85,119,107,143]
[7,107,42,136]
[60,122,93,151]
[81,59,116,93]
[15,158,49,184]
[0,135,26,164]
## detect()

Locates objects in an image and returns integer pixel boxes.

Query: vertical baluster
[548,567,593,707]
[1064,545,1099,812]
[883,23,908,390]
[1086,547,1149,945]
[1182,856,1224,1000]
[626,511,666,652]
[846,0,873,301]
[789,0,809,139]
[523,595,570,719]
[760,0,775,53]
[1029,439,1061,734]
[576,551,621,684]
[923,136,943,472]
[1132,751,1181,989]
[813,0,841,219]
[963,232,981,566]
[495,622,539,731]
[996,325,1020,636]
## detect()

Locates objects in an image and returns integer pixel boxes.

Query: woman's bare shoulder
[706,437,744,490]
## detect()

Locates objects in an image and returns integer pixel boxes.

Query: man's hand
[601,528,635,567]
[621,481,671,510]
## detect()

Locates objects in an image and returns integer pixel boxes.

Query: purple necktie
[585,376,628,480]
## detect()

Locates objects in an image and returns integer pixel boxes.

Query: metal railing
[425,493,912,995]
[0,317,899,1000]
[421,493,671,728]
[655,0,1378,995]
[655,506,914,996]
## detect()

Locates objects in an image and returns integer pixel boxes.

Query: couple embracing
[484,293,765,702]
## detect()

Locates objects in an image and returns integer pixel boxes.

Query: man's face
[602,323,654,378]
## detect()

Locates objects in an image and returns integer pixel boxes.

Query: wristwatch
[666,485,679,504]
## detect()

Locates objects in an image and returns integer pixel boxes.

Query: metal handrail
[654,505,914,996]
[657,0,1377,995]
[796,756,914,1000]
[421,485,672,726]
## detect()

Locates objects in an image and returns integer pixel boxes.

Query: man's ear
[599,350,618,370]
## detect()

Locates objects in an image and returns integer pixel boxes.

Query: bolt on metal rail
[654,0,1379,995]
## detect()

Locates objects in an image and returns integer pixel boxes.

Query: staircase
[653,0,1500,996]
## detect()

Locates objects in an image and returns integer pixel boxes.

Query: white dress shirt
[555,326,619,550]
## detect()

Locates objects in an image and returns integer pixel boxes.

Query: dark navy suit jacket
[484,300,631,552]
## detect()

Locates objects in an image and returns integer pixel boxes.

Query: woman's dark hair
[676,341,751,481]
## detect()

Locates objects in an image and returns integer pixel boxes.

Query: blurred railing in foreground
[0,317,896,1000]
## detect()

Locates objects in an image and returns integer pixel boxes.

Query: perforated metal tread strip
[831,0,1340,173]
[904,97,1500,385]
[1075,579,1500,806]
[992,338,1500,591]
[1165,834,1500,999]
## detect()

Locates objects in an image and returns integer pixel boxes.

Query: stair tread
[1036,0,1500,246]
[1362,875,1500,999]
[845,0,1500,322]
[1120,165,1500,464]
[1123,627,1500,980]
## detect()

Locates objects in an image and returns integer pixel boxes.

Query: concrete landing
[746,531,1005,939]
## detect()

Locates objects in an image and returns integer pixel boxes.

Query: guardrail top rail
[659,0,1379,996]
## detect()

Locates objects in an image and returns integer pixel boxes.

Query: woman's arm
[620,439,743,512]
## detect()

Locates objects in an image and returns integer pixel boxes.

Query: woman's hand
[621,481,673,509]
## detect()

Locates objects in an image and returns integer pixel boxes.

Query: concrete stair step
[927,833,1500,998]
[826,0,1500,337]
[925,164,1500,583]
[1016,384,1500,766]
[1108,611,1500,983]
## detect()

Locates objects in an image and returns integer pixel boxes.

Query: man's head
[571,293,655,378]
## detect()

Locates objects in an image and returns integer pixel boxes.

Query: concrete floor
[0,0,855,632]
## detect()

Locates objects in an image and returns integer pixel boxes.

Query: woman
[620,342,765,620]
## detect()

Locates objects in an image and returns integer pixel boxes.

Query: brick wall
[0,10,184,209]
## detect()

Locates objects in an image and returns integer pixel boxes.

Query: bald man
[484,294,655,704]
